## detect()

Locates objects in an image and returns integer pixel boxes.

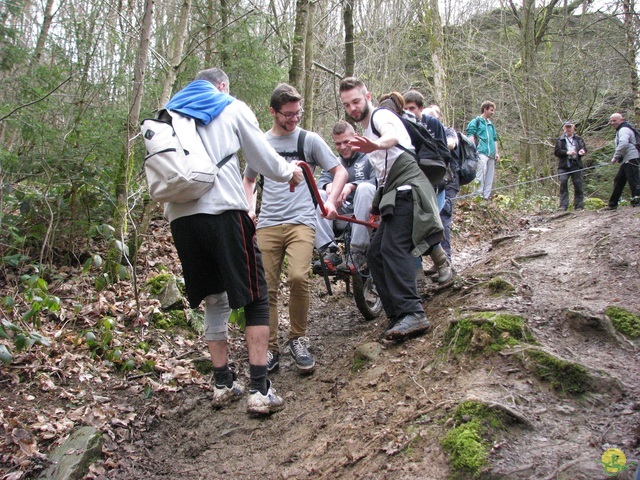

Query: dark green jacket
[371,153,444,257]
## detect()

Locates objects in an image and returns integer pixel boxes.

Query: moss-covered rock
[605,306,640,338]
[444,312,536,355]
[525,349,590,395]
[487,276,515,295]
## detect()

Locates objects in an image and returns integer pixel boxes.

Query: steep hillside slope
[118,208,640,479]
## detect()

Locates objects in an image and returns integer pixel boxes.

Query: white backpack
[140,110,233,203]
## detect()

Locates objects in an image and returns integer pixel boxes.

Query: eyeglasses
[277,109,304,119]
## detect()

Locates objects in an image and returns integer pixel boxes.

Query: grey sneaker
[384,312,430,340]
[247,380,285,415]
[267,350,280,374]
[338,249,366,274]
[312,251,343,274]
[288,336,316,372]
[211,378,244,408]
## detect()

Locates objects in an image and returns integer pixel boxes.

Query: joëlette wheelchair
[297,162,383,320]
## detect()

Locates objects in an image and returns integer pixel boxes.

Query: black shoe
[605,205,618,210]
[384,312,430,340]
[384,316,398,332]
[288,337,315,372]
[266,350,280,373]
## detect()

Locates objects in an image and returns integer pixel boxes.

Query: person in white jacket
[607,113,640,209]
[164,68,303,415]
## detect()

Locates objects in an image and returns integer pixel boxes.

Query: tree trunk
[220,0,230,68]
[303,1,315,130]
[159,0,192,109]
[289,0,309,92]
[422,0,447,108]
[205,0,215,65]
[110,0,154,280]
[622,0,640,123]
[31,0,56,66]
[343,0,354,77]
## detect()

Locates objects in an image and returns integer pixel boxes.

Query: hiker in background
[554,120,587,211]
[424,104,459,266]
[243,84,348,374]
[165,68,303,415]
[466,101,500,200]
[606,112,640,209]
[339,77,443,340]
[313,120,377,274]
[395,91,453,286]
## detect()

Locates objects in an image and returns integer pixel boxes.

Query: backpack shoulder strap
[297,129,308,163]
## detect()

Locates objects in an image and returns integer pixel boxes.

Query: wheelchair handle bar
[295,161,378,229]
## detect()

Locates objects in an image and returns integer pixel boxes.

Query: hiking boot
[288,336,316,372]
[266,350,280,374]
[247,380,285,415]
[313,251,343,274]
[604,204,618,210]
[338,249,366,274]
[430,245,453,284]
[632,196,640,207]
[211,375,245,408]
[423,264,438,276]
[384,312,430,340]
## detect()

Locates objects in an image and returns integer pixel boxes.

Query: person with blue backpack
[467,101,500,200]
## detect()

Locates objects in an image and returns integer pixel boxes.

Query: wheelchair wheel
[352,271,383,320]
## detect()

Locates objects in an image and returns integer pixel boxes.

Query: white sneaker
[212,379,244,408]
[246,380,285,415]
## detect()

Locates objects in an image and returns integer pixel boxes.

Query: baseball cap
[563,120,574,126]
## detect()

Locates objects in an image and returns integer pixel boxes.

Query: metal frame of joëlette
[294,161,379,229]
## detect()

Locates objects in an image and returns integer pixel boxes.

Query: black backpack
[628,125,640,156]
[371,108,451,185]
[456,132,480,185]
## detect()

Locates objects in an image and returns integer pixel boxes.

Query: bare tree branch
[0,76,73,123]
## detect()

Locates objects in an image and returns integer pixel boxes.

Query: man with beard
[243,83,348,373]
[339,77,444,340]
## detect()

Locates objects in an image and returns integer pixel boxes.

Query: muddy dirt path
[112,208,640,480]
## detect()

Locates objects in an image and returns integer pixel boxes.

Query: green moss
[443,319,476,354]
[193,358,214,375]
[606,306,640,338]
[441,400,509,478]
[526,350,590,395]
[487,277,515,295]
[151,310,191,331]
[584,197,606,210]
[145,273,172,295]
[443,312,535,355]
[441,420,488,477]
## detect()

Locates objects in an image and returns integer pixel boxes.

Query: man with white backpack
[163,68,303,415]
